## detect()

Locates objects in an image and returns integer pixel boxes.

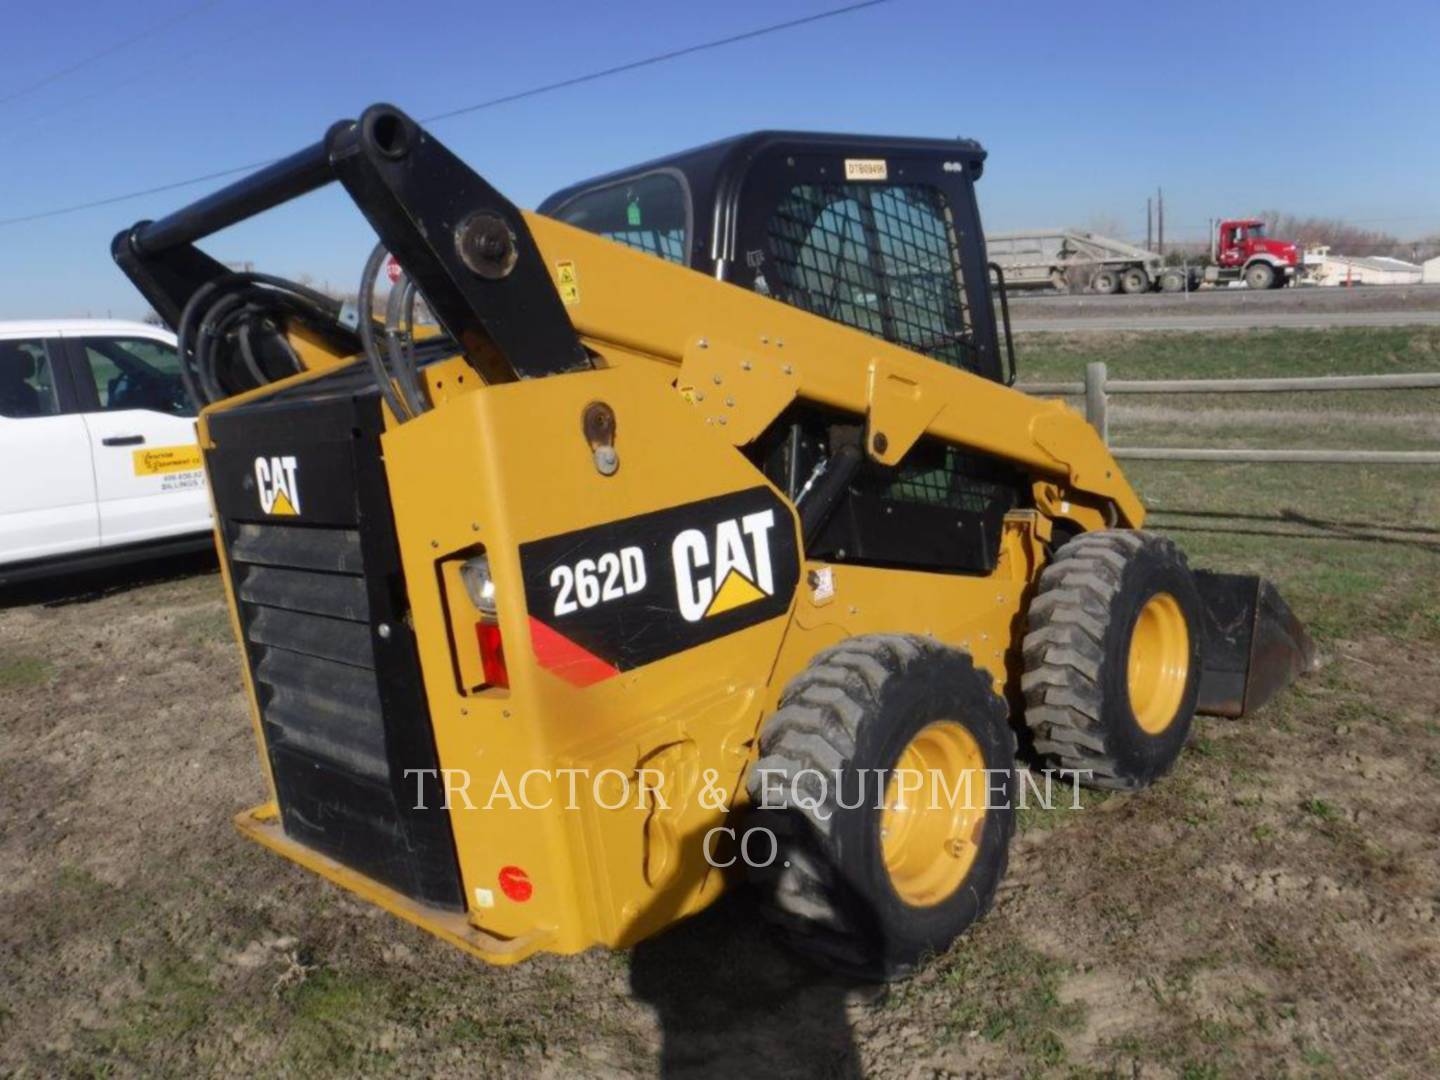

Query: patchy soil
[2,555,1436,1079]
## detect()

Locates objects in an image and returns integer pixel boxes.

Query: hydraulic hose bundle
[175,272,341,408]
[173,251,435,419]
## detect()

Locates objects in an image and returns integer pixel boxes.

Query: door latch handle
[101,435,145,447]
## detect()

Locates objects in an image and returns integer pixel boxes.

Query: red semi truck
[987,218,1305,294]
[1199,218,1303,290]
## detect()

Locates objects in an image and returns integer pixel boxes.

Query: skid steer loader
[114,105,1313,977]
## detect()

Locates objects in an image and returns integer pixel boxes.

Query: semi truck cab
[1211,218,1302,289]
[1216,219,1298,268]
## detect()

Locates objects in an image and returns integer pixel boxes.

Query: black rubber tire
[1120,266,1151,294]
[1159,270,1186,294]
[742,634,1014,980]
[1245,262,1276,290]
[1021,530,1203,792]
[1091,269,1120,295]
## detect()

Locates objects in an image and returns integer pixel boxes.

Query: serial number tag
[844,158,888,181]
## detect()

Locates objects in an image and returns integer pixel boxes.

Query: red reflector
[498,865,532,902]
[475,621,509,688]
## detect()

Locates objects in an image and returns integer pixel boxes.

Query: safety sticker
[556,260,580,305]
[133,445,203,476]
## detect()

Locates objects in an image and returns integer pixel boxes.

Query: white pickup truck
[0,319,212,585]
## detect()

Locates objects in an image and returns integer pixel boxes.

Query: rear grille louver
[231,523,390,783]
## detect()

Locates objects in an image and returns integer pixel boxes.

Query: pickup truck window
[79,337,193,417]
[0,339,60,419]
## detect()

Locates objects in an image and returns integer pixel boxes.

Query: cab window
[763,183,979,373]
[79,337,193,417]
[552,171,689,263]
[0,339,61,419]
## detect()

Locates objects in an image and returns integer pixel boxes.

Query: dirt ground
[2,329,1438,1078]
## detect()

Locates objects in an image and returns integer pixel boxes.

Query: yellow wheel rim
[1126,592,1190,734]
[879,721,987,907]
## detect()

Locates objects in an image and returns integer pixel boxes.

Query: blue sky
[2,0,1437,319]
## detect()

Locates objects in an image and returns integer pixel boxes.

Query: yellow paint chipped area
[133,445,202,476]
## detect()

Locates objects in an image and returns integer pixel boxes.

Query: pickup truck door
[0,335,99,563]
[63,333,211,548]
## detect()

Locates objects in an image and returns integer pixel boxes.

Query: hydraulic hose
[384,274,427,417]
[356,242,413,422]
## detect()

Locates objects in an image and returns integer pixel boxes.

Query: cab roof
[538,129,986,218]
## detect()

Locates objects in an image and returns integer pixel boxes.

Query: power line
[0,159,283,226]
[10,20,266,136]
[0,0,892,230]
[0,0,223,110]
[422,0,890,124]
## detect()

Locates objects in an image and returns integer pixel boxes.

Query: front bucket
[1194,571,1318,718]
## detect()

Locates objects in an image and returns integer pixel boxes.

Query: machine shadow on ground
[0,549,217,610]
[629,890,864,1079]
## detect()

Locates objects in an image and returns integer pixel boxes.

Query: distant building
[1304,246,1423,286]
[1424,256,1440,285]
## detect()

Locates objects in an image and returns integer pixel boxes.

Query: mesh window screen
[595,228,686,262]
[764,183,978,371]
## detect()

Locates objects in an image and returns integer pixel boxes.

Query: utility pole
[1147,197,1153,251]
[1157,187,1165,256]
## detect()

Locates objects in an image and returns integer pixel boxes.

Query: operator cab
[539,131,1014,385]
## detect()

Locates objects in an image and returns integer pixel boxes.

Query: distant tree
[1163,246,1210,267]
[1256,211,1408,258]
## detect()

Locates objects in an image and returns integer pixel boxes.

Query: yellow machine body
[210,215,1140,962]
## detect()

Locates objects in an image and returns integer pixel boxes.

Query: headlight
[459,555,498,618]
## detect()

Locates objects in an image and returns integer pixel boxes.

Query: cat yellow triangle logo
[704,568,767,618]
[254,454,301,516]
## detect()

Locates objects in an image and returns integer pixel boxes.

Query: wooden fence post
[1085,361,1109,444]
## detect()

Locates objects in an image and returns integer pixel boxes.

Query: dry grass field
[1,326,1437,1078]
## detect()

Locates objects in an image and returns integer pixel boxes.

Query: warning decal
[556,260,580,305]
